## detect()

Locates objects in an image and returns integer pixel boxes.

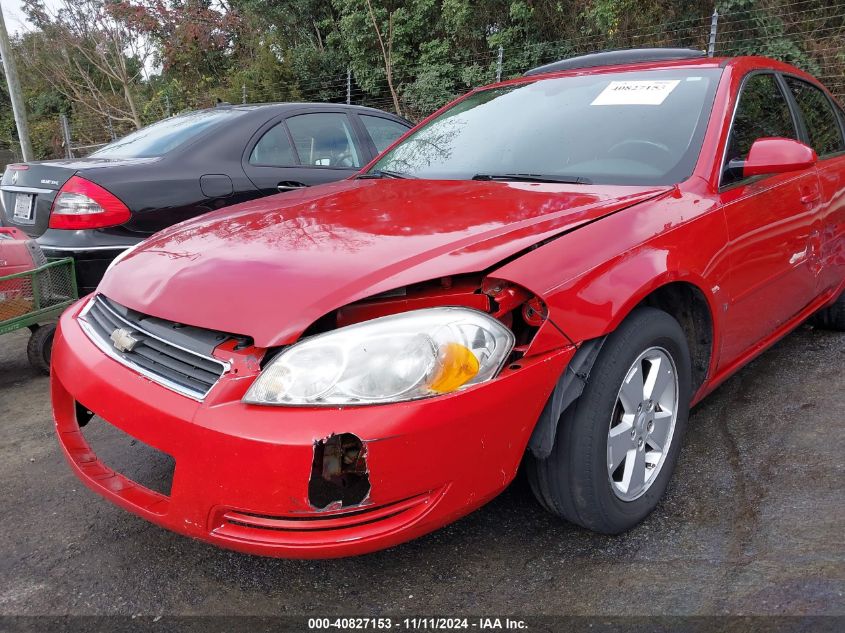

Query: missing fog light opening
[308,433,371,509]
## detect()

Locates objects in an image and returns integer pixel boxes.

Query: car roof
[490,54,819,89]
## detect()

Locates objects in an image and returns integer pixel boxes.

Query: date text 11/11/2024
[307,617,529,630]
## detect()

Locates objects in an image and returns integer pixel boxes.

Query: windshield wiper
[356,169,415,179]
[472,173,592,185]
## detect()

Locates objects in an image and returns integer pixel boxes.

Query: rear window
[90,110,244,158]
[249,123,297,166]
[360,115,408,153]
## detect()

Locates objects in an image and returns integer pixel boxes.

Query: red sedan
[51,49,845,558]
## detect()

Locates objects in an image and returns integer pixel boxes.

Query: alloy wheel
[606,346,679,501]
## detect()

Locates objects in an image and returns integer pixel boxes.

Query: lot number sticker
[592,80,681,106]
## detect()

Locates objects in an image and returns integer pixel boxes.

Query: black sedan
[0,103,410,293]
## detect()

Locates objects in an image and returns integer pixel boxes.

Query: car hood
[98,179,671,347]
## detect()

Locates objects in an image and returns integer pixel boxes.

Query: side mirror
[743,137,817,178]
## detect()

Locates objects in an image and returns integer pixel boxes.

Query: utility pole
[59,114,73,159]
[0,4,33,161]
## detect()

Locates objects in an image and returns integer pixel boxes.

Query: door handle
[277,182,308,192]
[800,187,821,204]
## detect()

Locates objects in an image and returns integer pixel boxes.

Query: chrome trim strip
[1,185,54,195]
[94,297,231,374]
[39,244,134,253]
[78,296,230,401]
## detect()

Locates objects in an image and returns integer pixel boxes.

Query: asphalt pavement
[1,325,843,617]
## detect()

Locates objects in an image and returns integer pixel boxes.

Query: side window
[723,73,797,187]
[286,113,361,168]
[249,123,297,167]
[360,115,408,153]
[784,77,845,157]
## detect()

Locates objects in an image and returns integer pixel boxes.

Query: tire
[526,307,692,534]
[812,291,845,331]
[27,323,57,376]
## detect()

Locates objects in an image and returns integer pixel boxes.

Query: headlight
[243,307,515,406]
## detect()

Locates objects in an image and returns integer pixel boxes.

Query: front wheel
[812,290,845,331]
[527,307,692,534]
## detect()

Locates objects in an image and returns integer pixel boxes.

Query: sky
[0,0,162,78]
[0,0,62,35]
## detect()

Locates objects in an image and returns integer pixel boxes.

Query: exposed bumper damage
[309,433,370,510]
[52,275,577,557]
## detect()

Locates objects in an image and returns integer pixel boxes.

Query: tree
[21,0,152,128]
[8,0,845,161]
[363,0,401,115]
[109,0,242,93]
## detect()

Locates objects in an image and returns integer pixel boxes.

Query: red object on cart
[0,226,48,317]
[0,226,46,275]
[1,227,77,373]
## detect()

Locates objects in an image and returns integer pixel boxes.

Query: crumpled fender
[495,188,729,454]
[527,336,606,458]
[492,189,728,352]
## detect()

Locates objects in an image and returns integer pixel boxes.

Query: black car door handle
[277,182,308,192]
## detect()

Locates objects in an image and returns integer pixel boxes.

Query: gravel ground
[0,325,843,617]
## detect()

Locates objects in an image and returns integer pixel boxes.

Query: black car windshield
[90,109,245,158]
[370,68,722,185]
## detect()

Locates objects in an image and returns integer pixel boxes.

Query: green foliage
[717,0,823,75]
[4,0,843,159]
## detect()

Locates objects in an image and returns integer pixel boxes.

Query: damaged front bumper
[51,300,575,558]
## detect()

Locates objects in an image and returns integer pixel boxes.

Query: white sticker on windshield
[591,80,681,106]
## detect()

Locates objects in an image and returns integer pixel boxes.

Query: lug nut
[647,421,654,433]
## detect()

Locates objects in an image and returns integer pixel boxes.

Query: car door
[782,76,845,298]
[718,71,823,366]
[242,111,366,196]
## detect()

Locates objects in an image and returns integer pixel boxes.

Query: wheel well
[638,282,713,392]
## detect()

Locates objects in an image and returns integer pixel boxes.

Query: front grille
[79,294,229,399]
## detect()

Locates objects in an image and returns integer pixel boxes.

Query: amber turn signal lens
[429,342,480,393]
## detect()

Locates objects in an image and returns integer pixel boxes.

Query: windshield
[371,68,722,185]
[90,109,245,158]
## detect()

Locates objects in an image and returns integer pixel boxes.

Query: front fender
[491,191,730,351]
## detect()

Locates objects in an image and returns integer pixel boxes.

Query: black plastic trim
[524,48,706,77]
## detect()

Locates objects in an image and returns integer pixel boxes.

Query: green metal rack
[0,258,78,373]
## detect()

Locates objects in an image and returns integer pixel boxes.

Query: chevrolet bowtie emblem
[110,327,140,353]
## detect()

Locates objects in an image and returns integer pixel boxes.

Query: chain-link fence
[6,1,845,160]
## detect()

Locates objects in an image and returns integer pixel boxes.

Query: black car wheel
[812,290,845,331]
[527,307,692,534]
[27,323,57,376]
